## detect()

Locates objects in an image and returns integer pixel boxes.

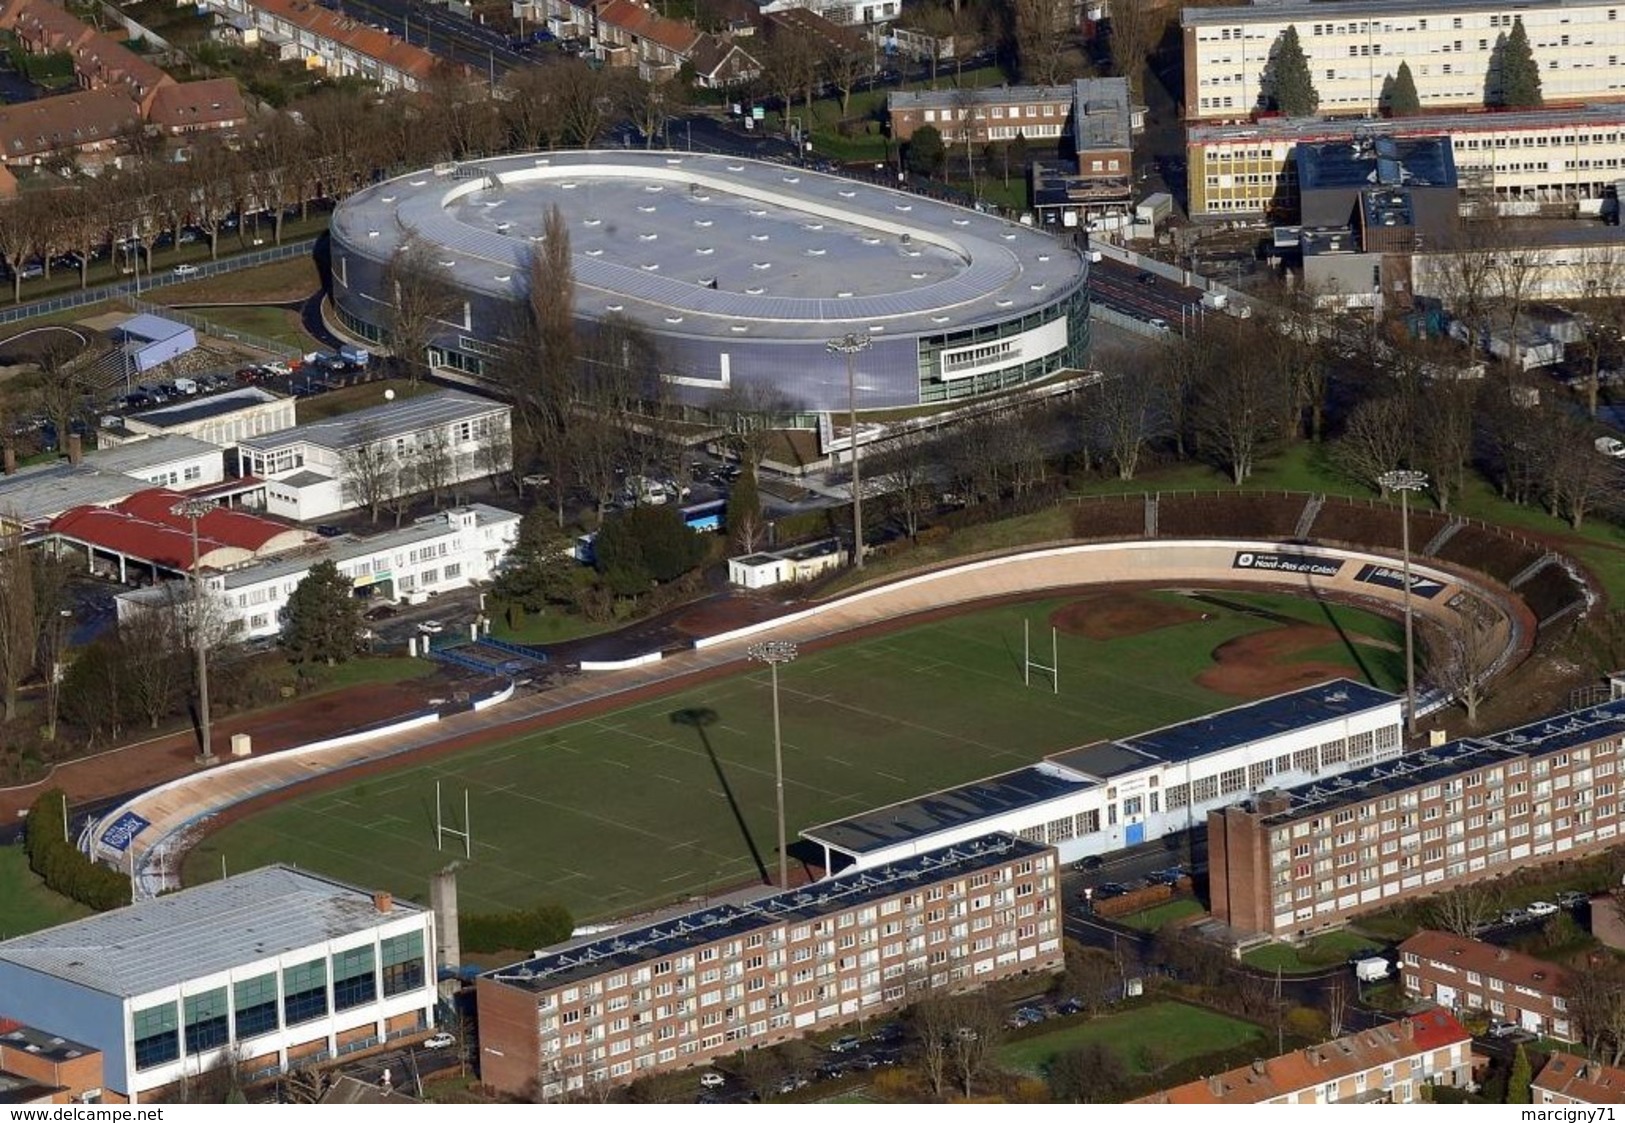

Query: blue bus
[682,500,726,533]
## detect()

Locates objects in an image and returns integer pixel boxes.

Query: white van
[172,377,199,395]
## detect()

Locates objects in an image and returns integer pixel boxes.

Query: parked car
[828,1036,862,1054]
[1502,907,1533,926]
[1487,1020,1520,1039]
[417,620,445,635]
[315,524,345,538]
[1093,882,1129,899]
[1136,271,1156,285]
[172,263,200,277]
[1527,900,1559,918]
[1596,435,1625,458]
[1148,317,1171,332]
[698,1071,725,1089]
[423,1032,455,1049]
[364,604,398,621]
[1072,856,1103,872]
[1558,890,1590,909]
[1148,865,1186,886]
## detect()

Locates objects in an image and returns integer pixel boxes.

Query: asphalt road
[1088,254,1210,334]
[329,0,526,76]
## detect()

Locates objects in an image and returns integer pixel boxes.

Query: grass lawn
[488,610,617,645]
[0,845,91,940]
[162,257,322,305]
[183,591,1401,918]
[184,305,316,350]
[1116,897,1207,932]
[1241,929,1377,973]
[998,1002,1263,1077]
[296,655,438,692]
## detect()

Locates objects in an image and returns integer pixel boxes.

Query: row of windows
[131,933,427,1071]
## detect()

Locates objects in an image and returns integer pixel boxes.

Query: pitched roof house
[1399,929,1577,1043]
[1536,1053,1625,1105]
[147,78,249,135]
[0,87,140,167]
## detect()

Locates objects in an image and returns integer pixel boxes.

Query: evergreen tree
[1493,19,1544,108]
[283,560,363,666]
[1387,62,1421,116]
[1508,1043,1532,1104]
[594,507,706,596]
[1270,25,1319,116]
[906,125,946,178]
[492,508,575,613]
[725,465,764,553]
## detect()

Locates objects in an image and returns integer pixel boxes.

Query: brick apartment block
[1399,930,1576,1042]
[476,835,1062,1098]
[1210,700,1625,940]
[1535,1053,1625,1104]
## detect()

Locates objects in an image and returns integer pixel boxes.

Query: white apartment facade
[1184,0,1625,122]
[236,390,512,522]
[0,868,437,1104]
[115,504,520,639]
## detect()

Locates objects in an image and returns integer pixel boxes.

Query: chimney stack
[372,890,392,914]
[2,443,13,476]
[1401,1017,1414,1039]
[67,433,82,466]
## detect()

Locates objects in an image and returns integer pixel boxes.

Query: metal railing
[0,238,319,328]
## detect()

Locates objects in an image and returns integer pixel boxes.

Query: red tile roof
[596,0,702,56]
[115,489,309,555]
[1400,929,1574,999]
[1536,1052,1625,1104]
[147,78,248,132]
[51,504,248,572]
[250,0,450,82]
[1136,1009,1470,1104]
[0,88,140,162]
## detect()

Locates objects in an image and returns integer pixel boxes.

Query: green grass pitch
[183,592,1403,921]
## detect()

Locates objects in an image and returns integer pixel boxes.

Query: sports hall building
[802,679,1404,874]
[0,867,437,1103]
[329,151,1090,416]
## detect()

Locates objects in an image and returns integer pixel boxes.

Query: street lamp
[748,639,798,888]
[1377,469,1429,737]
[825,332,872,569]
[171,497,217,764]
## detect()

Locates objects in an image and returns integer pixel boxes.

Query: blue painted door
[1126,822,1145,846]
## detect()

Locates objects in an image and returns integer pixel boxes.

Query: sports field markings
[876,771,908,783]
[825,756,852,767]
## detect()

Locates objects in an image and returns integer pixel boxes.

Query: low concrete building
[727,538,845,589]
[115,503,519,639]
[101,388,296,451]
[1398,930,1575,1041]
[0,435,225,532]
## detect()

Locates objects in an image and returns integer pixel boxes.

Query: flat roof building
[1209,697,1625,940]
[0,435,224,531]
[236,389,511,522]
[330,152,1089,415]
[0,866,437,1104]
[476,834,1061,1097]
[1183,0,1625,123]
[102,387,295,450]
[803,679,1402,873]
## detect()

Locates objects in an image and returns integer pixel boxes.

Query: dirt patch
[1050,593,1202,641]
[1197,625,1361,699]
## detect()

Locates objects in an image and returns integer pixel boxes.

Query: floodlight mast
[171,497,216,765]
[1377,469,1429,737]
[825,333,872,569]
[748,640,798,888]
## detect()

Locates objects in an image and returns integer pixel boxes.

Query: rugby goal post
[1024,619,1059,695]
[435,781,472,860]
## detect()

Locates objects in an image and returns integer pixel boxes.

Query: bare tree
[1193,335,1284,484]
[1327,979,1349,1038]
[1428,882,1502,936]
[948,993,1003,1099]
[341,424,394,524]
[1412,374,1478,512]
[553,59,617,147]
[417,429,453,505]
[1574,248,1625,418]
[382,238,460,384]
[910,986,956,1101]
[1334,395,1411,489]
[501,67,564,151]
[1106,0,1157,100]
[1092,359,1165,481]
[1430,601,1501,726]
[119,593,186,729]
[823,35,875,119]
[871,429,938,540]
[1012,0,1072,85]
[0,526,35,723]
[385,449,420,529]
[1544,408,1618,529]
[1567,958,1625,1066]
[618,72,684,149]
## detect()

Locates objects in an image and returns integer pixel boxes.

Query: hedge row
[24,789,131,912]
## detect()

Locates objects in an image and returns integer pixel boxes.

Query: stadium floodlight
[1377,469,1429,737]
[171,497,216,765]
[748,640,798,888]
[825,333,872,569]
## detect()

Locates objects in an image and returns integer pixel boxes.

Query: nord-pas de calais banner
[1231,551,1344,578]
[1353,562,1447,600]
[99,811,150,853]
